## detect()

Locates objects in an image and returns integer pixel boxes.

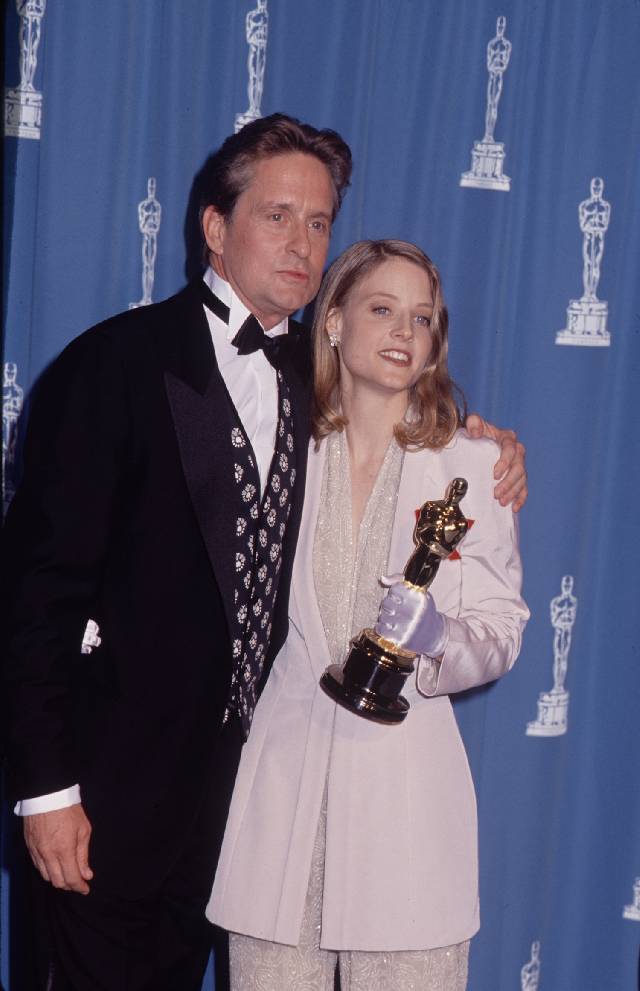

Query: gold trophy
[320,478,469,723]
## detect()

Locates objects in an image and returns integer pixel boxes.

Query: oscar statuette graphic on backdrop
[460,15,512,191]
[622,878,640,922]
[520,942,541,991]
[556,177,612,347]
[3,362,24,515]
[129,178,162,310]
[4,0,47,139]
[527,575,577,737]
[235,0,268,132]
[321,479,469,723]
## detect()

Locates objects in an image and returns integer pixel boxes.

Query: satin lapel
[162,286,238,638]
[290,440,333,679]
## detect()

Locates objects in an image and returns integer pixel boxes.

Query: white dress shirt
[15,269,288,816]
[202,268,287,494]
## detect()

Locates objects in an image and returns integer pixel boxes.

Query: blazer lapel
[277,324,311,550]
[290,440,334,679]
[387,448,440,577]
[263,322,313,661]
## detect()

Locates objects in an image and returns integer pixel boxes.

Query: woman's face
[328,257,434,402]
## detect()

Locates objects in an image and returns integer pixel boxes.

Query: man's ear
[202,205,226,256]
[325,307,342,343]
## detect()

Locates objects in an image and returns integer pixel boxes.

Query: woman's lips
[379,349,411,366]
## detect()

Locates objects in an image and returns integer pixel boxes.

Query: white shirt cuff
[14,784,82,816]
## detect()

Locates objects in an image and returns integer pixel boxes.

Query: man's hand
[466,413,527,512]
[24,804,93,894]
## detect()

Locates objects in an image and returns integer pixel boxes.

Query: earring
[329,333,339,348]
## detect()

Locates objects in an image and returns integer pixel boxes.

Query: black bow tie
[199,280,283,368]
[232,315,282,367]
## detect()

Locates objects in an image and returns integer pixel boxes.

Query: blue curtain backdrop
[3,2,640,989]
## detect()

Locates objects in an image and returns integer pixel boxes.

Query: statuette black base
[319,478,469,724]
[320,629,415,724]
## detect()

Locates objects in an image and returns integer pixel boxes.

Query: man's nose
[288,220,311,258]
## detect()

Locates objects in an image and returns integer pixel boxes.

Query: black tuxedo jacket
[2,280,312,896]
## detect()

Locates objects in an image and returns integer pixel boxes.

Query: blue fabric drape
[3,2,640,988]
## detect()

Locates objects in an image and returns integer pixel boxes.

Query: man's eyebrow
[259,200,332,220]
[259,200,293,212]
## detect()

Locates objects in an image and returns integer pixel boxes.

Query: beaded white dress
[229,431,469,990]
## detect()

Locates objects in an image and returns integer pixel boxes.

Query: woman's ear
[325,307,342,343]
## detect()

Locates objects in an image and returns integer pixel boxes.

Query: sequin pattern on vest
[226,369,297,736]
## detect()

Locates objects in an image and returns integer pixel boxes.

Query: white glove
[375,577,448,657]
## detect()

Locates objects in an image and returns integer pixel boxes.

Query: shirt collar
[203,267,288,342]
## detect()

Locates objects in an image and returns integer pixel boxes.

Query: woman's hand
[465,413,527,511]
[375,579,448,657]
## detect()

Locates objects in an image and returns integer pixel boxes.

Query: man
[2,114,526,990]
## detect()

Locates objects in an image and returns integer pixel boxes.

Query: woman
[207,240,529,990]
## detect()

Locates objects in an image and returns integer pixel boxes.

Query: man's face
[203,152,335,329]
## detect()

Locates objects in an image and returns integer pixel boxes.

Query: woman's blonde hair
[312,239,465,450]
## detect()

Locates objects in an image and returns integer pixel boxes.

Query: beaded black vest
[226,368,297,736]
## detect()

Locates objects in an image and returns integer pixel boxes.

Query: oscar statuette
[320,478,469,723]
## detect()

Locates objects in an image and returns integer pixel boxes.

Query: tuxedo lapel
[162,283,238,637]
[162,290,313,658]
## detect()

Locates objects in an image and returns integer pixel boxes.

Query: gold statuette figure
[320,478,469,723]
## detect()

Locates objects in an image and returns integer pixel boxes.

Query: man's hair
[199,113,352,225]
[312,239,466,451]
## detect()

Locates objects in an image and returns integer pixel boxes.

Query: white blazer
[207,431,529,951]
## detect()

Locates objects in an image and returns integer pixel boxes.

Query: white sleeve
[14,784,82,816]
[417,491,529,698]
